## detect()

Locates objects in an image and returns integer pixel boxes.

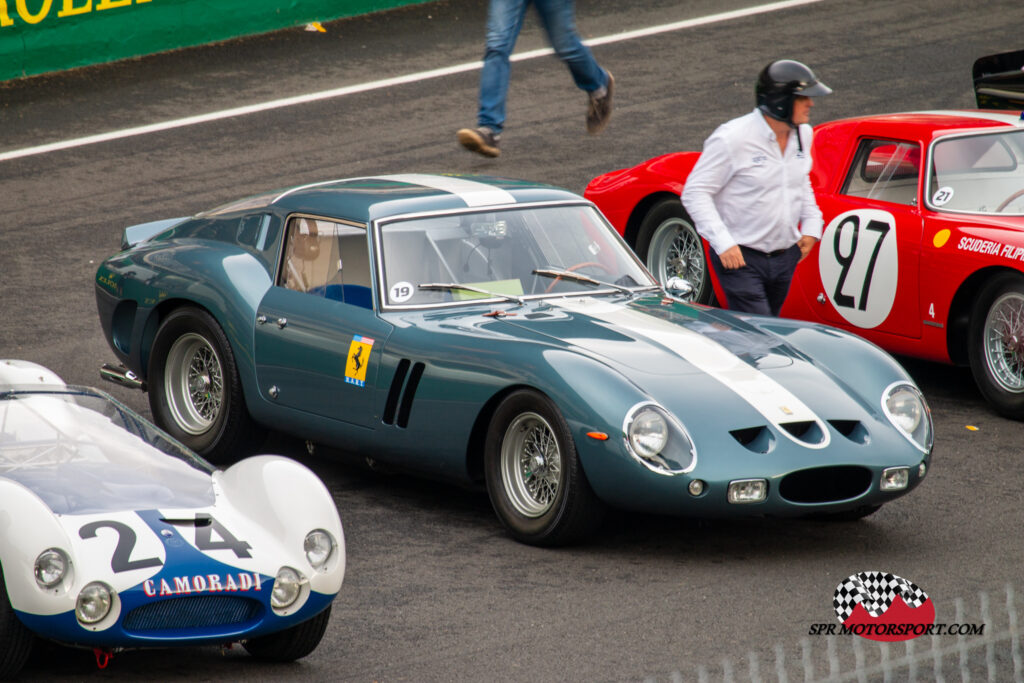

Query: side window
[841,139,921,206]
[280,217,372,309]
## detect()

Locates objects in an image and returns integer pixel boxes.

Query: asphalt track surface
[2,0,1024,680]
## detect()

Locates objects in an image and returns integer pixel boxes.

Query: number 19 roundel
[818,209,899,329]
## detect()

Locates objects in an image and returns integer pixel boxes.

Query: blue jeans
[709,244,801,316]
[477,0,607,134]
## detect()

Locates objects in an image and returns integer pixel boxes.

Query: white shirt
[681,109,824,255]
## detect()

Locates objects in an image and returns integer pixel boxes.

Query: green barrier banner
[0,0,428,82]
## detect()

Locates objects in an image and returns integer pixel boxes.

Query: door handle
[256,314,287,328]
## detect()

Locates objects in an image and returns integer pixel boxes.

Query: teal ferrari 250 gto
[95,174,932,545]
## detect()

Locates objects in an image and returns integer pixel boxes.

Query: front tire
[635,199,714,304]
[484,390,604,546]
[148,306,262,462]
[243,607,331,662]
[968,274,1024,419]
[0,564,34,680]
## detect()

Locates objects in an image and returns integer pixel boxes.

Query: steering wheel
[996,188,1024,213]
[544,261,613,294]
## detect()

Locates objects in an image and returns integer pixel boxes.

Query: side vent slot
[396,362,425,428]
[382,359,410,425]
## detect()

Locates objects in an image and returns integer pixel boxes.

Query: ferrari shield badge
[345,335,374,387]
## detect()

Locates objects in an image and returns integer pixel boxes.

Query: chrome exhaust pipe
[99,363,146,391]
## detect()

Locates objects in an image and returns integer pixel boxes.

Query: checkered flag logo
[833,571,929,622]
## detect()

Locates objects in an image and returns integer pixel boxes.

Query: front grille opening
[779,465,872,503]
[730,426,774,454]
[779,420,826,445]
[829,419,869,445]
[123,595,262,632]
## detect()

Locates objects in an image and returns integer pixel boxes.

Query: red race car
[586,50,1024,418]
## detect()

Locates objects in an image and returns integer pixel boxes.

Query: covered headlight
[271,567,304,609]
[76,582,113,624]
[304,529,335,570]
[34,548,70,589]
[623,402,696,475]
[882,382,933,452]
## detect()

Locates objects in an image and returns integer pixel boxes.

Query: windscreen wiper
[532,268,634,294]
[418,283,525,305]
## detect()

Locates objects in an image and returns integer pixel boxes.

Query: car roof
[254,174,584,223]
[817,110,1024,142]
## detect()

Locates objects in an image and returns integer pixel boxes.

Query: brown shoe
[586,71,614,135]
[457,127,501,158]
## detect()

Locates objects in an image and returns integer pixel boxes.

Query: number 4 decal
[819,209,900,329]
[194,513,252,558]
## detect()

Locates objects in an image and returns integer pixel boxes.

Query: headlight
[271,567,304,609]
[622,402,696,475]
[882,382,933,452]
[76,583,113,624]
[304,529,335,570]
[628,407,668,458]
[34,548,70,589]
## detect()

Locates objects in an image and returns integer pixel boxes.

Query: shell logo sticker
[345,335,375,387]
[818,209,899,329]
[833,571,935,642]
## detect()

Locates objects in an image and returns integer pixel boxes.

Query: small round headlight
[304,530,334,570]
[76,582,113,624]
[271,567,303,609]
[34,548,69,589]
[628,407,669,458]
[883,382,933,452]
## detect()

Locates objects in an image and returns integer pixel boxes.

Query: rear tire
[243,607,331,662]
[0,564,34,680]
[635,199,715,304]
[484,390,604,546]
[148,306,263,463]
[968,274,1024,419]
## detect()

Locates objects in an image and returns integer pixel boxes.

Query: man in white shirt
[681,59,831,315]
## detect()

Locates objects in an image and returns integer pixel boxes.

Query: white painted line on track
[0,0,822,162]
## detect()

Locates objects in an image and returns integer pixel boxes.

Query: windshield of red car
[929,129,1024,214]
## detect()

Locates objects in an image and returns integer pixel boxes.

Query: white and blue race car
[0,360,344,677]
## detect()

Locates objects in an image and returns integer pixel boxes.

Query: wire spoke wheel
[649,217,705,296]
[164,333,224,435]
[500,411,563,518]
[982,291,1024,393]
[636,199,713,304]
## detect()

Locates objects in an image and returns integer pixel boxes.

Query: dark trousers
[709,244,801,316]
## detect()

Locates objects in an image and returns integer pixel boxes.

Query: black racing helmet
[756,59,832,123]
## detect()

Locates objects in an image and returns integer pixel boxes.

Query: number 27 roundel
[818,209,899,329]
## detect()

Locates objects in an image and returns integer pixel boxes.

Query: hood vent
[730,426,774,454]
[779,420,826,446]
[828,419,870,445]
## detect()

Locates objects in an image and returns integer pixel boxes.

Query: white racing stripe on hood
[553,298,830,448]
[376,174,518,207]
